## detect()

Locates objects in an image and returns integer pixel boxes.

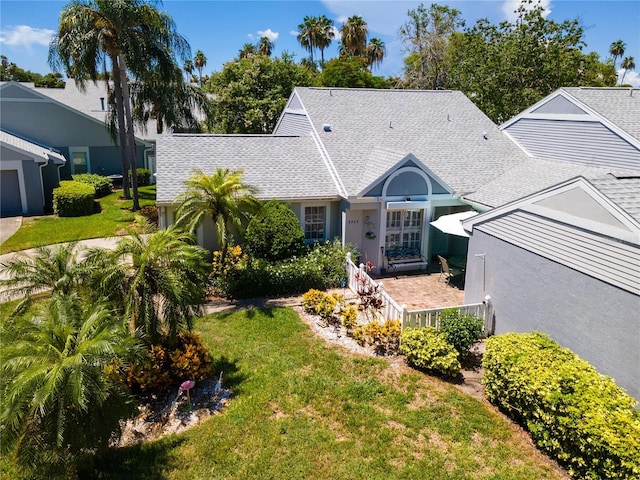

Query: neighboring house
[0,130,66,216]
[0,81,154,216]
[157,87,529,265]
[462,87,640,400]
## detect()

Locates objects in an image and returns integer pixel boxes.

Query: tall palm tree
[316,15,335,66]
[194,49,207,87]
[366,37,386,70]
[297,16,320,64]
[0,295,137,473]
[49,0,190,210]
[620,56,635,85]
[175,168,259,266]
[340,15,368,58]
[0,242,86,316]
[609,39,626,68]
[257,36,274,56]
[90,228,209,344]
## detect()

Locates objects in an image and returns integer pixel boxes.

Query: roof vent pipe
[323,124,331,132]
[100,97,105,110]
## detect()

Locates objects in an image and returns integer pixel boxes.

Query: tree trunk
[111,57,131,199]
[118,52,140,211]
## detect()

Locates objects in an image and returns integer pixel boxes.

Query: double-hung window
[304,206,326,242]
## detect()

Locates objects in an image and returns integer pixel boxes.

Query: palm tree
[239,42,257,59]
[0,242,87,316]
[194,49,207,87]
[90,228,209,344]
[366,37,386,70]
[0,295,137,473]
[620,56,635,85]
[128,65,211,134]
[175,168,259,266]
[316,15,335,66]
[257,36,274,56]
[609,39,626,69]
[49,0,190,210]
[183,58,194,82]
[297,16,320,64]
[340,15,368,58]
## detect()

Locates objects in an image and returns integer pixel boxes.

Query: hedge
[399,327,461,377]
[72,173,113,198]
[129,168,152,186]
[483,332,640,479]
[53,180,95,217]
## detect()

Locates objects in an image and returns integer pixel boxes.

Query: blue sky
[1,0,639,86]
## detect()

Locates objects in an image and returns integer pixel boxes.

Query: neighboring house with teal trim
[0,130,66,216]
[0,81,155,216]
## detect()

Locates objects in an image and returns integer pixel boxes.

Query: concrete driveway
[0,216,22,245]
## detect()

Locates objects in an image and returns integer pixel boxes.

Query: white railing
[345,253,493,336]
[345,253,404,322]
[403,303,492,337]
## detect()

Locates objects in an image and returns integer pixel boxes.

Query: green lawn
[81,308,565,480]
[0,186,156,254]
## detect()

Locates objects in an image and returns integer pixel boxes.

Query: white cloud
[289,30,298,37]
[0,25,54,49]
[618,69,640,88]
[502,0,551,23]
[257,28,279,41]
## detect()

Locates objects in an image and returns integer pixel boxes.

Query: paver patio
[372,264,465,311]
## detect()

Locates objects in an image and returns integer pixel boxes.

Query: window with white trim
[304,206,326,241]
[385,209,423,250]
[69,147,90,174]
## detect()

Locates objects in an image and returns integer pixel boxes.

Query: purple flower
[179,380,195,393]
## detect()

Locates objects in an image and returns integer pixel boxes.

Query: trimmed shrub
[400,327,461,377]
[72,173,113,197]
[53,180,95,217]
[139,205,159,228]
[245,200,305,261]
[130,168,152,186]
[483,332,640,479]
[439,308,484,359]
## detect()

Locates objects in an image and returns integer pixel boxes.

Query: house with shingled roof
[0,81,154,216]
[157,86,640,401]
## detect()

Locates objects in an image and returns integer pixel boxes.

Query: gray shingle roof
[1,129,66,164]
[3,82,158,141]
[293,87,529,196]
[587,172,640,224]
[156,134,338,204]
[464,156,640,223]
[562,87,640,141]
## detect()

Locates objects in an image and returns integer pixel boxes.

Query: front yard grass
[0,186,156,254]
[85,307,566,480]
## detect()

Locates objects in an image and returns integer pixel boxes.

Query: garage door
[1,170,23,217]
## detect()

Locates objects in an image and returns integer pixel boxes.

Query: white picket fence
[345,253,493,336]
